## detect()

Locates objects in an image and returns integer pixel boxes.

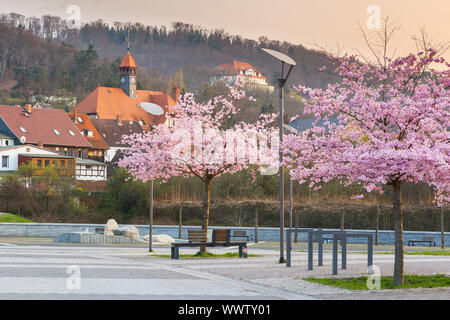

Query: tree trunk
[340,206,345,231]
[201,178,212,254]
[441,207,445,249]
[178,205,183,240]
[375,205,380,245]
[254,205,258,243]
[392,181,404,286]
[294,210,299,243]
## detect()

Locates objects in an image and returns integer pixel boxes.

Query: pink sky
[1,0,449,59]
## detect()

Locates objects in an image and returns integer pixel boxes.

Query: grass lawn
[0,213,33,223]
[351,250,450,256]
[304,274,450,290]
[148,251,261,259]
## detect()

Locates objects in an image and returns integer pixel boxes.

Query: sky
[1,0,449,60]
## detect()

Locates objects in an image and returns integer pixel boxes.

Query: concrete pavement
[0,239,449,300]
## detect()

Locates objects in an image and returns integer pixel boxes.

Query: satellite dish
[261,48,296,66]
[140,102,164,116]
[20,136,26,144]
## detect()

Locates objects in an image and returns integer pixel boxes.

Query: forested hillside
[0,12,338,118]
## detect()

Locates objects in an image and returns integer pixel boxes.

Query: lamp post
[262,48,296,263]
[149,179,153,252]
[284,123,298,258]
[140,102,165,253]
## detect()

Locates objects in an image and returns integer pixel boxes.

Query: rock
[105,219,119,236]
[142,234,175,245]
[112,225,139,241]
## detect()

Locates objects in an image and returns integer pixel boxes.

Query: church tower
[119,48,138,98]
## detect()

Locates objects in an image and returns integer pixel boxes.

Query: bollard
[308,231,313,270]
[332,235,338,275]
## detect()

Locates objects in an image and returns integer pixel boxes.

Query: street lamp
[141,102,165,252]
[262,48,296,263]
[284,124,299,252]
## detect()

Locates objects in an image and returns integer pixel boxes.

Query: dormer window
[19,126,27,133]
[53,129,61,135]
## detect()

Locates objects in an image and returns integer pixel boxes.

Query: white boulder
[112,225,140,241]
[142,234,175,245]
[105,219,119,236]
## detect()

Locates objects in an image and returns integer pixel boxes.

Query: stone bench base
[53,232,144,244]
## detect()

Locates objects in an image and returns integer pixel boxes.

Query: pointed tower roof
[119,51,137,69]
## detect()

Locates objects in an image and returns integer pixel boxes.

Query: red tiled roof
[217,60,264,77]
[67,113,110,150]
[90,118,144,147]
[71,87,175,124]
[0,105,92,148]
[119,53,137,69]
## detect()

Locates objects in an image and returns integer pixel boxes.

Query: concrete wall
[0,222,448,246]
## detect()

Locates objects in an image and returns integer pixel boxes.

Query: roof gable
[0,105,91,148]
[67,113,110,150]
[71,86,175,124]
[119,53,137,69]
[90,118,144,147]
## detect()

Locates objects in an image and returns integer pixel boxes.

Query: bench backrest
[422,236,434,241]
[212,229,230,245]
[232,230,247,237]
[188,230,207,243]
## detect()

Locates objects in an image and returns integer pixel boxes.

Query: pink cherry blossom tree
[283,33,449,284]
[118,83,277,252]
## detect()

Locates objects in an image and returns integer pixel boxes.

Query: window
[60,160,66,168]
[52,160,57,167]
[53,129,61,135]
[45,160,50,167]
[68,160,73,167]
[68,130,75,136]
[1,156,9,168]
[83,129,93,137]
[19,127,27,133]
[77,117,83,123]
[37,159,42,168]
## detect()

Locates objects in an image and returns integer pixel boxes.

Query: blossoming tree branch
[119,82,278,251]
[283,41,449,285]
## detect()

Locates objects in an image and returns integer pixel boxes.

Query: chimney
[25,104,32,113]
[116,114,123,126]
[73,110,78,124]
[172,87,181,101]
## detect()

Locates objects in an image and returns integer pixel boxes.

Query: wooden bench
[231,230,249,241]
[408,236,436,247]
[171,229,248,259]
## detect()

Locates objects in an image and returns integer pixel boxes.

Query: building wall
[104,146,123,163]
[0,146,63,172]
[0,138,14,147]
[76,164,107,181]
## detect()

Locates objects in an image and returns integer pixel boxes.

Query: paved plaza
[0,238,449,300]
